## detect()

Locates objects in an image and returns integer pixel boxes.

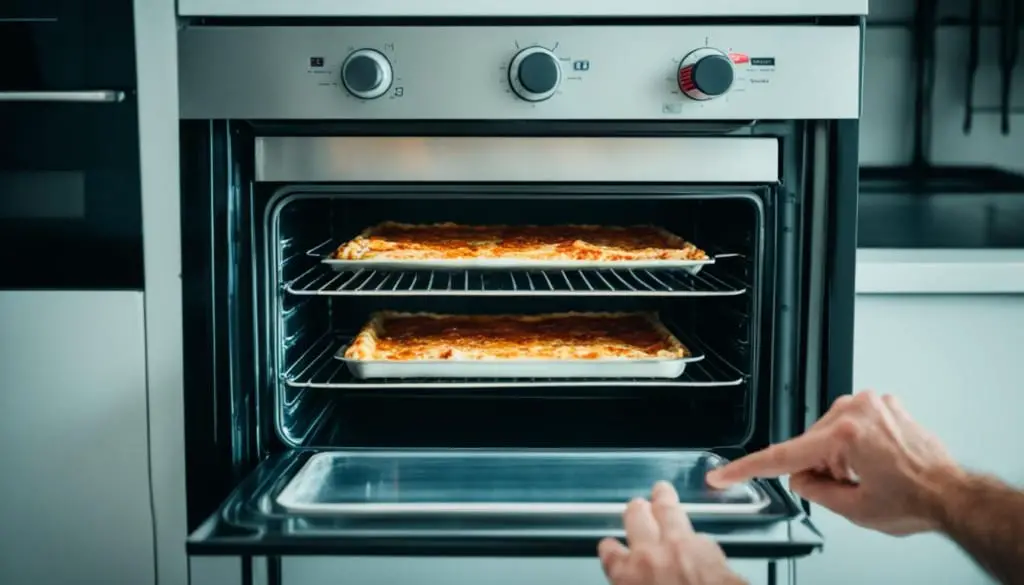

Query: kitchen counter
[856,248,1024,294]
[855,167,1024,294]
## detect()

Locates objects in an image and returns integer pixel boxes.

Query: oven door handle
[0,90,126,103]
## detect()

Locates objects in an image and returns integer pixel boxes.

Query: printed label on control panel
[307,55,337,88]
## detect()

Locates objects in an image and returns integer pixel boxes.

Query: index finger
[706,430,829,488]
[650,481,693,540]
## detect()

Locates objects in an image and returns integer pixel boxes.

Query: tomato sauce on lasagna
[343,311,690,361]
[334,222,708,262]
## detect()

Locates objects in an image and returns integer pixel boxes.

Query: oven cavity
[266,189,765,451]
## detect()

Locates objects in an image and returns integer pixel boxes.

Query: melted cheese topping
[334,222,708,262]
[344,312,689,361]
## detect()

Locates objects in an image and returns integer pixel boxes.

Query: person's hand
[598,481,747,585]
[706,391,961,536]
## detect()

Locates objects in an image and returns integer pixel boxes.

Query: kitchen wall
[801,4,1024,584]
[862,0,1024,169]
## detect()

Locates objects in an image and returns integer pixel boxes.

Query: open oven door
[188,449,821,559]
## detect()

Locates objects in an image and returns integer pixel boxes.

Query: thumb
[790,471,862,518]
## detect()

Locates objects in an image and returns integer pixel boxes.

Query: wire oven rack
[283,332,746,389]
[282,241,748,297]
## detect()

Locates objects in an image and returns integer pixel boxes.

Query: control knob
[341,49,393,100]
[509,47,562,102]
[677,48,735,101]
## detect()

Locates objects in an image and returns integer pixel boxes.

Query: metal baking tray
[335,343,704,380]
[275,451,770,518]
[323,256,717,275]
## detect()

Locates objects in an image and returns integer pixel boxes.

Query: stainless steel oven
[171,7,864,584]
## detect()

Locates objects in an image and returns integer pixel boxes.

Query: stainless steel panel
[133,0,188,584]
[178,0,869,17]
[179,25,862,120]
[276,451,768,517]
[0,291,154,585]
[255,137,780,183]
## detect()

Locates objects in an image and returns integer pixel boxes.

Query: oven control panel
[179,25,861,120]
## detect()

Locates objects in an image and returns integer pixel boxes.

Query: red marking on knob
[678,65,696,92]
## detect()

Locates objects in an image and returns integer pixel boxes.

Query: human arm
[706,391,1024,584]
[926,469,1024,585]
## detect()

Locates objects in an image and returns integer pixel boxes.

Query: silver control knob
[509,47,562,102]
[677,48,735,101]
[341,49,393,100]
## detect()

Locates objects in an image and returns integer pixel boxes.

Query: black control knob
[678,48,735,101]
[341,49,393,100]
[509,47,562,102]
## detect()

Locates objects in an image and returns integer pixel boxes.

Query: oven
[172,10,863,585]
[0,0,142,289]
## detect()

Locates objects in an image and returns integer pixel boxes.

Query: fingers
[707,392,874,489]
[650,481,693,541]
[706,429,831,488]
[790,470,861,517]
[623,497,660,547]
[811,394,855,430]
[598,537,629,579]
[881,394,915,425]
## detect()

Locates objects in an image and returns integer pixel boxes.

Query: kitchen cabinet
[800,293,1024,585]
[0,291,154,585]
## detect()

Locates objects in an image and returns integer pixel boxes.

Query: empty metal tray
[275,450,769,518]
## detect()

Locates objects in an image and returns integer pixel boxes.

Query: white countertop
[856,249,1024,294]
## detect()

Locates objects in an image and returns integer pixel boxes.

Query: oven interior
[266,189,770,453]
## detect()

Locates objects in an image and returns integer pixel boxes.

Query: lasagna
[343,311,690,361]
[333,221,708,262]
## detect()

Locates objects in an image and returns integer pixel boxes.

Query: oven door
[188,450,822,560]
[0,0,142,289]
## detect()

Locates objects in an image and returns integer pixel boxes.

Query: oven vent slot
[281,331,745,391]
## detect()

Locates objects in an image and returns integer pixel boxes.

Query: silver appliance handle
[0,90,126,103]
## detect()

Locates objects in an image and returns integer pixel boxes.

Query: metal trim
[177,0,869,17]
[823,120,858,408]
[134,0,188,584]
[0,90,125,103]
[255,137,780,183]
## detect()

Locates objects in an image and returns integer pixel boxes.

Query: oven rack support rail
[282,333,746,389]
[281,241,748,297]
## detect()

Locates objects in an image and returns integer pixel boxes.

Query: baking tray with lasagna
[335,311,704,380]
[323,221,716,274]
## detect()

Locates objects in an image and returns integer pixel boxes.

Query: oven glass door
[0,0,142,289]
[188,450,821,558]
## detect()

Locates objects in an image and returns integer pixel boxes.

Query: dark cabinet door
[0,0,142,289]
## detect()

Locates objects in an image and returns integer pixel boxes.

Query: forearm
[924,467,1024,585]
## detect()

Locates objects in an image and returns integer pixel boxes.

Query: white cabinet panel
[281,558,768,585]
[800,295,1024,585]
[0,291,154,585]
